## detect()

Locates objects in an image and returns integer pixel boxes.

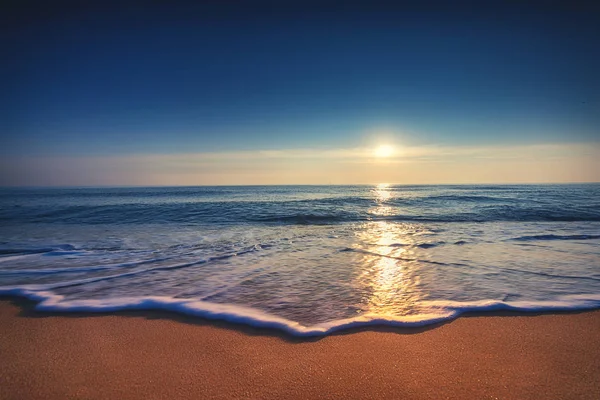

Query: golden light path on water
[355,183,425,317]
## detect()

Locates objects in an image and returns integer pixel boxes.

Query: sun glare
[375,144,394,158]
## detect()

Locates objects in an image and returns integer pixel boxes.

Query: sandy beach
[0,298,598,399]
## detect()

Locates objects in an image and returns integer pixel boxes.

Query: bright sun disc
[375,145,394,158]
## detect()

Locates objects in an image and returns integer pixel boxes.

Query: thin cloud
[1,143,599,186]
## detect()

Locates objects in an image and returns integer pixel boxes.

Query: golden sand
[1,299,599,399]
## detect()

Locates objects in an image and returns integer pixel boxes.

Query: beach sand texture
[1,299,599,400]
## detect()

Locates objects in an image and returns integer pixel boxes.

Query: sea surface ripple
[1,184,599,335]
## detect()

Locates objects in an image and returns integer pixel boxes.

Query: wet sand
[1,298,599,399]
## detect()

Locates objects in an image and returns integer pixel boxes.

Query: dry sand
[1,298,599,399]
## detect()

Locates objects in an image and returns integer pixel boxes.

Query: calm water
[1,184,599,335]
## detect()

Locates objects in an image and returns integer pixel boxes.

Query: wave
[339,246,600,282]
[3,194,600,226]
[0,244,76,257]
[251,214,350,224]
[510,234,600,242]
[0,254,180,275]
[386,241,448,248]
[477,263,600,283]
[252,212,600,225]
[414,194,513,203]
[339,247,468,267]
[414,242,445,249]
[290,194,511,206]
[0,245,265,291]
[1,288,599,337]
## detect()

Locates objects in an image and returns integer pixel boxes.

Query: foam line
[0,254,40,263]
[340,247,468,267]
[0,253,189,276]
[475,263,600,283]
[1,287,599,337]
[4,246,264,292]
[346,247,600,282]
[509,234,600,241]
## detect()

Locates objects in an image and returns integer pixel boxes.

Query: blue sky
[1,1,599,185]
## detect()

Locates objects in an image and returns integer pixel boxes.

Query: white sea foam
[2,286,599,336]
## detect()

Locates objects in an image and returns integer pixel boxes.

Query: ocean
[1,184,599,335]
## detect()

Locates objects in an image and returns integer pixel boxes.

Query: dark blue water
[1,184,599,335]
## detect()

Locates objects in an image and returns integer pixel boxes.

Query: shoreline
[2,291,600,337]
[1,297,599,399]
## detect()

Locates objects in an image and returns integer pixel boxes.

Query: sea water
[1,184,599,335]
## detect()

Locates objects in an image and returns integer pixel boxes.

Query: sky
[1,1,599,186]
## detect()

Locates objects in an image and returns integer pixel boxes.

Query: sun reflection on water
[355,184,424,316]
[374,183,392,201]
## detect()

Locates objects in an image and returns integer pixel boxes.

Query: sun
[374,144,394,158]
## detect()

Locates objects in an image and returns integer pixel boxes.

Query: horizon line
[1,181,599,190]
